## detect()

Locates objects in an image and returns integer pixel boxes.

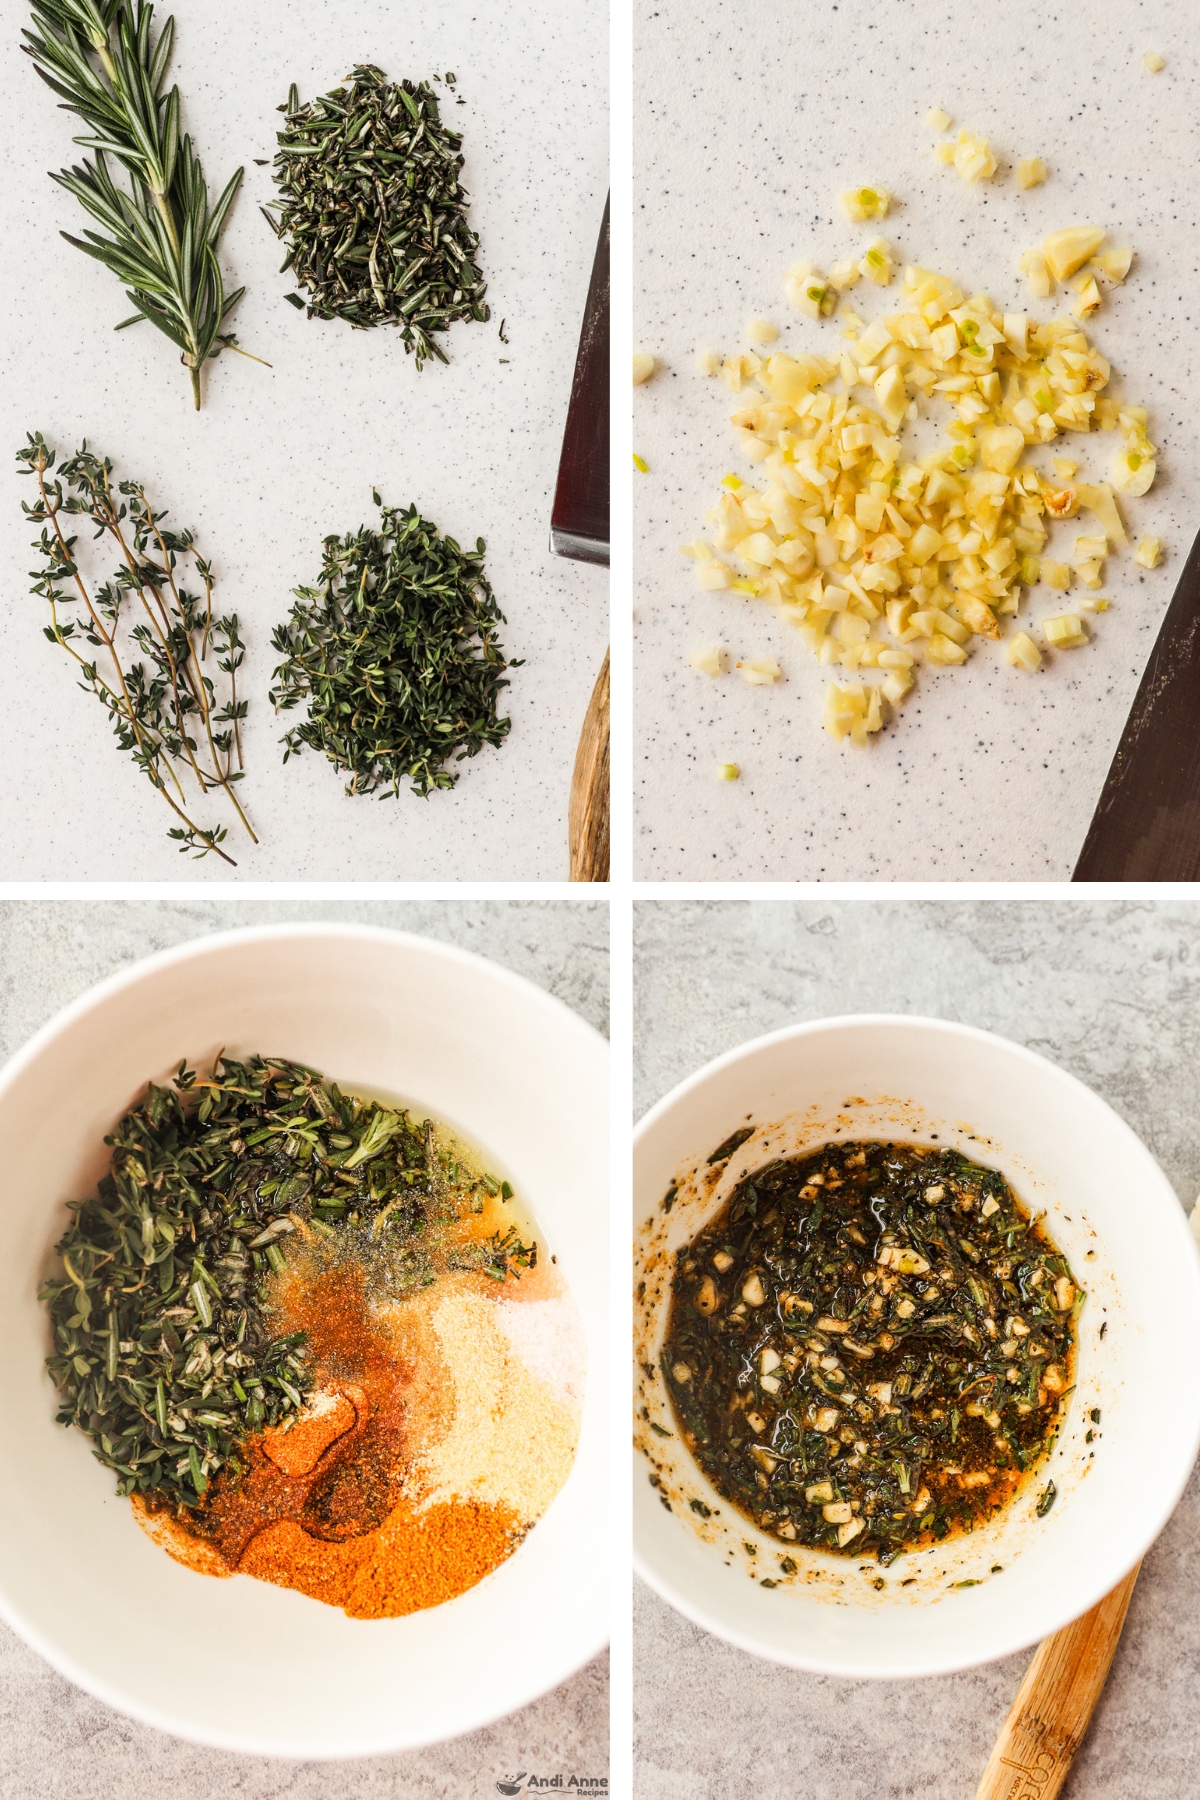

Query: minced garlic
[737,654,782,684]
[695,347,721,376]
[690,645,727,676]
[927,107,952,133]
[633,353,656,385]
[1144,51,1164,73]
[716,762,740,781]
[937,127,997,184]
[1134,535,1163,568]
[747,318,779,345]
[839,185,890,223]
[1018,158,1047,190]
[683,254,1160,743]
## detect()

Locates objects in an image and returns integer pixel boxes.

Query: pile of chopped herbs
[264,64,488,367]
[662,1141,1079,1562]
[270,493,515,797]
[41,1056,532,1508]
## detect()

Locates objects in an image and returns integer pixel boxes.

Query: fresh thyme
[41,1056,534,1509]
[17,431,255,864]
[270,493,516,798]
[264,64,488,367]
[23,0,253,409]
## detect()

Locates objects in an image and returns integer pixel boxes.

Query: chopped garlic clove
[1072,275,1102,319]
[927,107,952,132]
[859,239,894,286]
[1040,560,1071,590]
[747,317,778,345]
[839,185,890,222]
[1111,447,1156,496]
[827,258,861,291]
[1018,248,1052,298]
[695,347,721,376]
[951,127,997,184]
[1006,631,1042,670]
[785,262,832,319]
[632,353,656,385]
[873,363,908,431]
[690,645,728,677]
[1098,246,1133,284]
[695,563,731,591]
[1018,157,1047,190]
[980,426,1024,474]
[737,655,783,685]
[1043,613,1089,648]
[716,762,740,781]
[1134,535,1163,568]
[1144,50,1165,72]
[1042,226,1105,282]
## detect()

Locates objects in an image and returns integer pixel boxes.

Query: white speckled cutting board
[0,0,606,881]
[633,0,1199,880]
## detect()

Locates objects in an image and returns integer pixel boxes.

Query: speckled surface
[633,0,1199,879]
[0,898,608,1796]
[0,0,607,881]
[633,897,1200,1798]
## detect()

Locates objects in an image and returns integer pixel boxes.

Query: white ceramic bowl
[0,924,608,1756]
[633,1013,1200,1677]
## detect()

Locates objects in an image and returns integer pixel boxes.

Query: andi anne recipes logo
[496,1777,608,1795]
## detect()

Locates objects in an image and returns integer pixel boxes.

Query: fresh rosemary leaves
[18,432,255,864]
[265,65,488,367]
[270,494,515,798]
[41,1056,534,1509]
[23,0,250,409]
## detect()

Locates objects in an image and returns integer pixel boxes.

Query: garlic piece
[747,318,778,345]
[690,645,728,677]
[859,238,894,286]
[695,347,720,376]
[1111,447,1157,496]
[1144,50,1165,72]
[1018,157,1047,189]
[927,107,952,132]
[1043,613,1089,649]
[1134,535,1163,569]
[716,762,740,782]
[839,185,890,222]
[738,655,782,685]
[1098,246,1133,284]
[1005,631,1042,670]
[632,352,656,385]
[1018,248,1052,299]
[949,127,997,184]
[1042,226,1105,282]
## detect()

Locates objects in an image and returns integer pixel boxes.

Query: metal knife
[550,196,609,881]
[1073,527,1200,880]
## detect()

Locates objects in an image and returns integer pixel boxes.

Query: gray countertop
[0,897,608,1799]
[634,897,1200,1799]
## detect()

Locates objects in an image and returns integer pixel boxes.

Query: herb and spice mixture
[662,1141,1078,1562]
[270,494,515,798]
[265,65,489,368]
[42,1056,581,1617]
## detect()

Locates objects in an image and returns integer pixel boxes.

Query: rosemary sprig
[23,0,251,408]
[17,430,256,864]
[270,492,516,798]
[264,65,488,368]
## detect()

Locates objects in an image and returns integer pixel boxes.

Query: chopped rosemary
[264,64,488,367]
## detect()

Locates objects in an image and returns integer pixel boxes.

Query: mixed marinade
[662,1140,1078,1561]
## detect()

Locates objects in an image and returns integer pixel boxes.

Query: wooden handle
[569,649,609,882]
[974,1562,1141,1800]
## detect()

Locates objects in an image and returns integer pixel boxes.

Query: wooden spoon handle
[974,1562,1140,1800]
[569,649,610,882]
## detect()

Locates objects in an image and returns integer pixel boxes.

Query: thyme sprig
[270,492,516,798]
[41,1056,533,1510]
[17,431,256,864]
[23,0,252,408]
[264,64,488,368]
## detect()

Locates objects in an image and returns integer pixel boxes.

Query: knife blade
[1073,526,1200,880]
[550,195,609,564]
